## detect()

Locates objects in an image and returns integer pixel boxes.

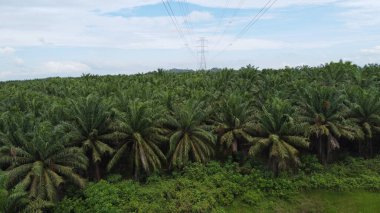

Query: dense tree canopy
[0,61,379,211]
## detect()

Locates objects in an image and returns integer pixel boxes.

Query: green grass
[225,191,380,213]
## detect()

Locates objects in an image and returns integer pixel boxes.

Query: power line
[235,0,277,41]
[183,0,195,35]
[215,0,232,31]
[212,0,246,50]
[165,0,187,39]
[212,0,277,59]
[161,0,277,68]
[177,0,193,35]
[161,0,195,56]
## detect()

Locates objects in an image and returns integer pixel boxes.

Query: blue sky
[0,0,379,81]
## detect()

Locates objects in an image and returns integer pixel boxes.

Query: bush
[241,190,263,205]
[300,154,324,174]
[55,157,380,212]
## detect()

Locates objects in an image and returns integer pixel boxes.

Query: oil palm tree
[213,94,255,156]
[107,100,166,178]
[348,88,380,157]
[0,112,36,147]
[1,171,29,213]
[0,122,88,202]
[62,95,123,180]
[248,98,309,175]
[298,87,363,165]
[0,172,53,213]
[161,101,215,168]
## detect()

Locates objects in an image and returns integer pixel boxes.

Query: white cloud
[188,11,213,22]
[337,0,380,28]
[210,38,339,51]
[0,1,160,12]
[214,38,287,51]
[0,47,15,55]
[43,61,91,73]
[187,0,338,9]
[0,7,195,49]
[13,57,24,65]
[362,46,380,54]
[0,0,339,11]
[1,0,370,51]
[0,0,378,81]
[0,71,15,79]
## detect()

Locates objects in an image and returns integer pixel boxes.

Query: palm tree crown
[161,101,215,168]
[348,88,380,157]
[298,87,362,164]
[0,122,88,202]
[213,94,255,155]
[249,98,309,175]
[108,100,166,178]
[62,94,121,180]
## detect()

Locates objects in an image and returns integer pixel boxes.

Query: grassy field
[226,191,380,213]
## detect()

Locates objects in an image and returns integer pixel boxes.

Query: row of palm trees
[1,87,380,203]
[0,62,379,209]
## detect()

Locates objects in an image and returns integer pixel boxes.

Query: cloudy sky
[0,0,379,81]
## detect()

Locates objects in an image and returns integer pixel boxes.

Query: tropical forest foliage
[0,61,380,212]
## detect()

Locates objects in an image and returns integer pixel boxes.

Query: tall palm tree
[0,112,36,147]
[348,88,380,157]
[161,101,215,168]
[1,170,28,213]
[213,94,255,156]
[249,98,309,175]
[62,95,123,180]
[107,100,166,178]
[298,87,362,165]
[0,171,53,213]
[0,122,88,202]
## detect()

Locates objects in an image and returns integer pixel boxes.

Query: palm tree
[0,172,53,213]
[107,100,166,178]
[298,87,362,165]
[249,98,309,175]
[0,122,88,202]
[161,101,215,168]
[62,95,123,180]
[348,88,380,157]
[0,112,36,147]
[1,171,28,213]
[213,94,255,157]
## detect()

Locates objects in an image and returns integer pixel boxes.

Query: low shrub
[55,156,380,213]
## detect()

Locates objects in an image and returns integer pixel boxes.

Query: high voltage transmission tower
[198,37,207,70]
[160,0,277,69]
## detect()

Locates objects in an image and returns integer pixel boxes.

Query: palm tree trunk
[232,140,238,153]
[134,167,139,180]
[326,143,330,164]
[232,140,238,162]
[271,160,279,177]
[95,163,101,181]
[274,162,279,177]
[319,136,329,166]
[318,136,327,166]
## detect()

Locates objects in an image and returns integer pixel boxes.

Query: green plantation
[54,158,380,213]
[1,61,380,212]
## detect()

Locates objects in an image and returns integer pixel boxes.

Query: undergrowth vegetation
[55,156,380,213]
[0,61,380,212]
